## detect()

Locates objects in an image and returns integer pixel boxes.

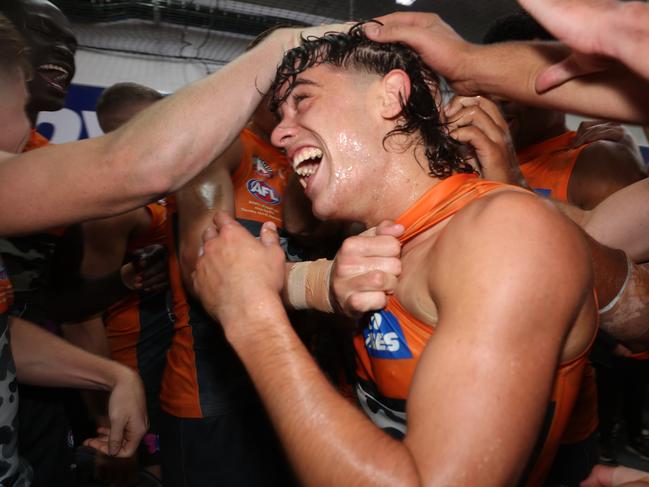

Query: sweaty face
[2,0,77,113]
[0,69,32,154]
[271,64,390,223]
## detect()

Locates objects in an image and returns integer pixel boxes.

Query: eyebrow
[292,78,321,89]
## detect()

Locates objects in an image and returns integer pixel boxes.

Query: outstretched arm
[0,24,347,236]
[517,0,649,89]
[364,12,649,124]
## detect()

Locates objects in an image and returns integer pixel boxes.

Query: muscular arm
[177,139,239,294]
[0,26,340,236]
[404,191,593,486]
[569,140,646,210]
[193,195,593,486]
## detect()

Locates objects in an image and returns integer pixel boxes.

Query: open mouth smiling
[37,63,72,92]
[292,146,323,188]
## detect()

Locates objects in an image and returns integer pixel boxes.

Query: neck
[362,146,440,228]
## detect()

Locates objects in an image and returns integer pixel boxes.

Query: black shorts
[159,402,295,487]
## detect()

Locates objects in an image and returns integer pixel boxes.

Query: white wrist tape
[286,259,334,312]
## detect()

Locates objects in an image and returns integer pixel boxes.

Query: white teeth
[295,165,318,177]
[39,64,69,75]
[292,147,323,169]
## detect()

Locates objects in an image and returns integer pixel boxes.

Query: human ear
[380,69,411,119]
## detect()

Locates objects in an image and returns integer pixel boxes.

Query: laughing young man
[193,25,598,487]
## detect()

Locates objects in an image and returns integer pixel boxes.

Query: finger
[445,96,509,137]
[348,269,400,293]
[336,256,402,278]
[84,436,110,455]
[213,211,237,231]
[201,225,218,244]
[260,221,280,247]
[535,55,593,93]
[364,17,430,49]
[572,128,623,147]
[339,235,402,259]
[346,291,391,315]
[107,416,126,456]
[361,220,404,238]
[446,106,508,146]
[375,220,404,238]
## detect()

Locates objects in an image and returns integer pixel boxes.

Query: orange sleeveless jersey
[160,129,293,418]
[518,131,587,201]
[353,173,597,487]
[23,130,49,152]
[518,132,599,445]
[104,202,170,372]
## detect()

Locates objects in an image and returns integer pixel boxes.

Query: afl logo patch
[247,179,281,205]
[252,156,274,178]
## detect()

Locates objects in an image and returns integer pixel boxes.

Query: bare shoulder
[428,189,591,303]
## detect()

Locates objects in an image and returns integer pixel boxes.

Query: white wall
[36,20,252,142]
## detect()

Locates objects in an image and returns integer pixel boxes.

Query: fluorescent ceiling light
[395,0,416,5]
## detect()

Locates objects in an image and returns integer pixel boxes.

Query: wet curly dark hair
[269,21,473,179]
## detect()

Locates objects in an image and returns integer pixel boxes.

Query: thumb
[107,417,125,456]
[260,221,280,247]
[375,220,405,238]
[535,53,607,93]
[535,57,581,93]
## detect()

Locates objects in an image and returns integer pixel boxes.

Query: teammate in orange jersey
[193,25,599,487]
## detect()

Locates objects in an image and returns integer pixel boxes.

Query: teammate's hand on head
[445,95,526,187]
[330,220,403,318]
[193,212,286,327]
[130,244,168,293]
[364,12,478,95]
[84,367,148,458]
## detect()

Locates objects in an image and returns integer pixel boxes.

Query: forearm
[0,31,290,236]
[463,42,649,124]
[61,316,111,358]
[10,317,129,390]
[225,294,420,487]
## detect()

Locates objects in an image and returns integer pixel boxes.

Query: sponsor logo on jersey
[247,179,281,205]
[252,156,274,178]
[533,187,551,198]
[364,309,413,359]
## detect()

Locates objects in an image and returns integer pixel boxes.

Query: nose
[270,116,298,149]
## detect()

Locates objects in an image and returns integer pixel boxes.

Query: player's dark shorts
[159,401,295,487]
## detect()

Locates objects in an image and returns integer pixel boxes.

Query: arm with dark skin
[569,138,646,210]
[192,195,592,486]
[177,139,239,295]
